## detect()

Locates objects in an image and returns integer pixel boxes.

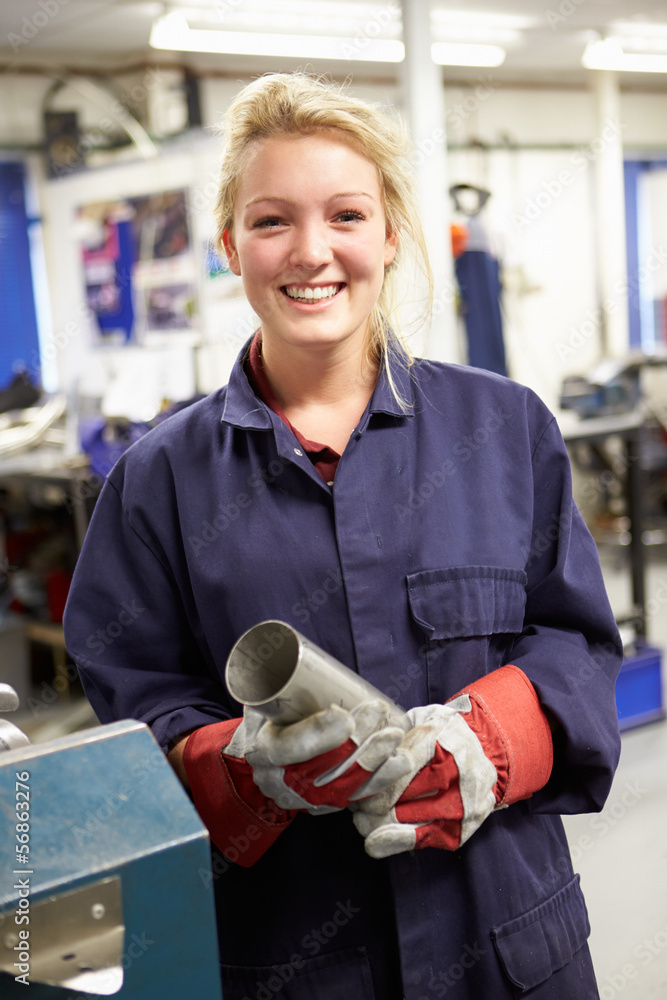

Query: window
[624,158,667,353]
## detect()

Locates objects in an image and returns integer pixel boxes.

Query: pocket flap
[406,566,527,639]
[492,875,591,992]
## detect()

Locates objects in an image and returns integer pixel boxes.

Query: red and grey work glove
[351,665,553,859]
[183,699,409,866]
[242,699,410,812]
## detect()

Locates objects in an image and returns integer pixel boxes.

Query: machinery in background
[560,353,667,543]
[560,357,647,419]
[560,354,667,731]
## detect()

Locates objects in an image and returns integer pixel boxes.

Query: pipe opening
[226,621,300,705]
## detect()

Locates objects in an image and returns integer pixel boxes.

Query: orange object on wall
[450,223,469,259]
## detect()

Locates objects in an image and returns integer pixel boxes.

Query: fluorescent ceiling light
[610,21,667,39]
[182,1,402,40]
[582,38,667,72]
[431,42,506,67]
[432,25,521,46]
[430,9,537,31]
[429,9,526,49]
[183,0,390,17]
[150,11,404,61]
[615,36,667,53]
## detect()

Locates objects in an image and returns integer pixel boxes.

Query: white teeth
[284,284,340,301]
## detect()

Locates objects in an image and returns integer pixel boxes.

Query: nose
[288,221,333,270]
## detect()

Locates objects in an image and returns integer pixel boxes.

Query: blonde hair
[214,72,433,387]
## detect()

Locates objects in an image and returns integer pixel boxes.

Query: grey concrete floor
[564,545,667,999]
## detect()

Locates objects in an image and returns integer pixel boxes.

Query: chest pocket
[407,566,527,704]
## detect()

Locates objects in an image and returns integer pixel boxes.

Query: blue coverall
[63,340,622,1000]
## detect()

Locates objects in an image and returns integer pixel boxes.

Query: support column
[592,70,629,358]
[400,0,457,362]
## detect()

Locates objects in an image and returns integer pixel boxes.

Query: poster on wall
[77,189,198,344]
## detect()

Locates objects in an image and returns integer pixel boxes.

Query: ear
[384,228,398,267]
[222,228,241,275]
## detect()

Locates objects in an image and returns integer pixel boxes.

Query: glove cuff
[453,664,553,807]
[183,719,295,867]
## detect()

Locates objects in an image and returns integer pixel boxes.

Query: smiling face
[222,132,397,362]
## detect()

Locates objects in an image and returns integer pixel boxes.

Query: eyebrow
[244,192,375,209]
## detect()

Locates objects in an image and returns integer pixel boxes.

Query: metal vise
[0,711,222,999]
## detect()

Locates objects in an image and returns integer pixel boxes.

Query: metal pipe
[225,620,408,729]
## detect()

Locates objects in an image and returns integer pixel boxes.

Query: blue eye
[337,210,365,222]
[253,217,283,228]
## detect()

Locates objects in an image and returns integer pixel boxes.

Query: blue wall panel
[0,162,40,387]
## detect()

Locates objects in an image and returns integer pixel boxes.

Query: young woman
[64,72,622,999]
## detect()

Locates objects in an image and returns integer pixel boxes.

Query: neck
[259,335,378,411]
[257,333,379,454]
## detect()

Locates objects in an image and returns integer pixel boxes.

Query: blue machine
[0,716,222,998]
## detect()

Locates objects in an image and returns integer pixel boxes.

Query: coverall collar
[220,334,415,430]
